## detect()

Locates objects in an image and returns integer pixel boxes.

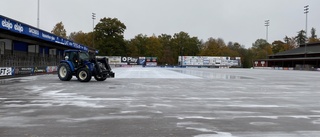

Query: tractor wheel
[94,74,107,81]
[58,63,72,81]
[76,68,92,82]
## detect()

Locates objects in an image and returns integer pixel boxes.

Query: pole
[265,20,269,42]
[37,0,40,28]
[304,5,309,69]
[304,5,309,57]
[181,47,184,67]
[264,20,269,59]
[92,13,96,48]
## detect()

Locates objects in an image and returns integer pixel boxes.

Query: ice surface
[1,67,320,136]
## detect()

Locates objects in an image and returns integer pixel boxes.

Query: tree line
[51,17,320,68]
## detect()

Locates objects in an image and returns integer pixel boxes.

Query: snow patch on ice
[194,132,235,137]
[187,127,214,132]
[28,85,47,93]
[177,116,216,120]
[312,119,320,124]
[58,115,150,123]
[311,110,320,113]
[0,116,43,127]
[3,100,26,103]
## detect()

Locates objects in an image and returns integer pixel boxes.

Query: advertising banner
[179,56,241,67]
[0,67,13,76]
[121,56,138,65]
[146,57,157,62]
[46,66,58,73]
[14,67,33,75]
[138,57,146,65]
[108,56,122,64]
[0,15,88,51]
[34,67,47,73]
[146,62,157,67]
[96,56,122,64]
[145,57,157,67]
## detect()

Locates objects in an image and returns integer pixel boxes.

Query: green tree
[227,42,247,67]
[227,42,243,57]
[95,17,126,56]
[69,31,93,47]
[311,28,317,38]
[246,48,256,68]
[295,30,307,45]
[251,39,272,59]
[188,37,201,56]
[284,36,297,49]
[51,22,67,38]
[271,40,286,54]
[309,27,320,43]
[158,34,174,65]
[199,38,223,56]
[127,34,148,56]
[200,38,237,56]
[171,31,201,64]
[145,36,163,61]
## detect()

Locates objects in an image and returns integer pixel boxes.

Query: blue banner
[0,15,88,51]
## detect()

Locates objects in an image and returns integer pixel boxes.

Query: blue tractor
[57,49,115,82]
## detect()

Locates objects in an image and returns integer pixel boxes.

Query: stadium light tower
[37,0,40,28]
[92,13,96,48]
[265,20,270,42]
[264,20,270,59]
[304,5,309,58]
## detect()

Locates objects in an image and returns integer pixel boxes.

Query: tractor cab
[64,50,90,69]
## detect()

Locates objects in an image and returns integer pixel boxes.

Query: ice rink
[1,67,320,137]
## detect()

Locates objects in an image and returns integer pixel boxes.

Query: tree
[127,34,148,57]
[309,27,320,43]
[252,39,269,50]
[171,31,201,64]
[94,17,126,56]
[271,40,286,54]
[271,39,297,54]
[227,42,247,66]
[69,31,93,47]
[158,34,174,65]
[284,36,298,49]
[145,35,162,60]
[311,27,317,38]
[51,22,67,38]
[200,38,223,56]
[251,39,272,59]
[227,42,243,57]
[295,30,307,45]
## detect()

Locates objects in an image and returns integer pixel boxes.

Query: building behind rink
[0,15,91,77]
[254,42,320,71]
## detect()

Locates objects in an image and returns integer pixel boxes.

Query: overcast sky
[1,0,320,48]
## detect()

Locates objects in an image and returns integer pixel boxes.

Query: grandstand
[254,42,320,70]
[0,15,91,76]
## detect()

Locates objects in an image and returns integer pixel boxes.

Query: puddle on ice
[171,69,253,79]
[250,122,278,126]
